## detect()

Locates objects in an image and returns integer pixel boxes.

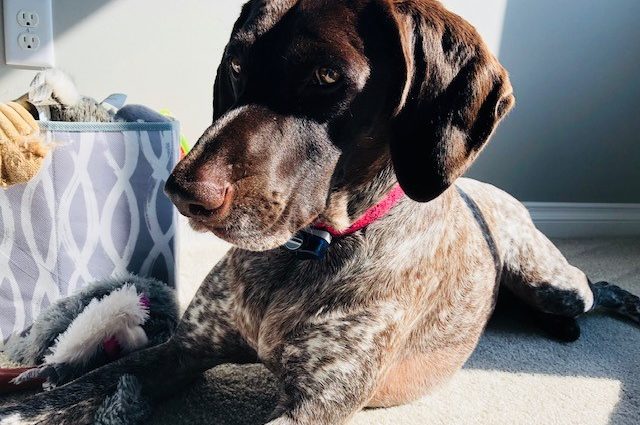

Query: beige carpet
[2,224,639,424]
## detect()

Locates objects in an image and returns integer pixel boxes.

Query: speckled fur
[1,179,614,425]
[2,1,638,424]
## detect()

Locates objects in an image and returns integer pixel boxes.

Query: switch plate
[3,0,55,67]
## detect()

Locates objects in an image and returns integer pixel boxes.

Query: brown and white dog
[2,1,639,424]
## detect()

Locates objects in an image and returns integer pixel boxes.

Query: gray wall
[468,0,640,203]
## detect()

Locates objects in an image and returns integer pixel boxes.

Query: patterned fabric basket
[0,121,179,343]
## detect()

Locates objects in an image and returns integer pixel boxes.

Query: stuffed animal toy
[2,275,179,390]
[93,374,151,425]
[0,69,116,189]
[27,69,115,122]
[1,68,190,187]
[0,101,49,188]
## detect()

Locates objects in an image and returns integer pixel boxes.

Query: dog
[2,0,639,424]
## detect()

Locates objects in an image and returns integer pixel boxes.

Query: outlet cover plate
[3,0,55,67]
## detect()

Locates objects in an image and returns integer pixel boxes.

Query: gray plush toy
[4,275,178,389]
[27,69,115,122]
[2,275,178,424]
[94,374,152,425]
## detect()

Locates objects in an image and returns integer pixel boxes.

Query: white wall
[443,0,508,56]
[0,0,247,143]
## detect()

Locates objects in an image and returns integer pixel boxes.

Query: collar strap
[314,184,405,237]
[284,184,405,260]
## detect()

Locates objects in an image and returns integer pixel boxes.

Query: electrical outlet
[17,10,40,27]
[18,32,40,51]
[3,0,54,67]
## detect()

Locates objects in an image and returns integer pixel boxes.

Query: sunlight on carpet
[352,370,621,425]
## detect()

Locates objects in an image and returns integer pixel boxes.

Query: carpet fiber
[2,235,639,424]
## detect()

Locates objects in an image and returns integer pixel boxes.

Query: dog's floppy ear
[386,1,515,202]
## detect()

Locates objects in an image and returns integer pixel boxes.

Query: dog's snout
[165,173,232,220]
[185,182,229,215]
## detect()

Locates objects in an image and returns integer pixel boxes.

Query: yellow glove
[0,102,49,188]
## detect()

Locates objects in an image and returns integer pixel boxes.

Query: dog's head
[165,0,514,251]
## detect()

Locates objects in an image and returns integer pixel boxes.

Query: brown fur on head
[165,0,514,251]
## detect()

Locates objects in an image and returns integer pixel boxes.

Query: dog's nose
[165,174,231,219]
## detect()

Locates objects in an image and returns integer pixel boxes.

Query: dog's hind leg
[500,222,596,342]
[501,218,639,341]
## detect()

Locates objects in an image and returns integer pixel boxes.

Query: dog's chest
[228,244,370,357]
[226,212,499,367]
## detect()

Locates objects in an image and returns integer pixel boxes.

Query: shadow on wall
[468,0,640,204]
[0,0,111,93]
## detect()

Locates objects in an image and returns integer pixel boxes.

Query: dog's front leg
[0,254,254,424]
[266,305,402,425]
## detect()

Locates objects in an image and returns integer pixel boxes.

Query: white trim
[525,202,640,238]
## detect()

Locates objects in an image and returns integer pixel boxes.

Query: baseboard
[525,202,640,238]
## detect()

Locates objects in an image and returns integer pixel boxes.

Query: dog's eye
[314,67,341,86]
[229,57,242,77]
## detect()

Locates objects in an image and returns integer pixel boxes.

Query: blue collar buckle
[284,228,332,260]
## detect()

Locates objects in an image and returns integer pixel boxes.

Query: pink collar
[314,184,405,237]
